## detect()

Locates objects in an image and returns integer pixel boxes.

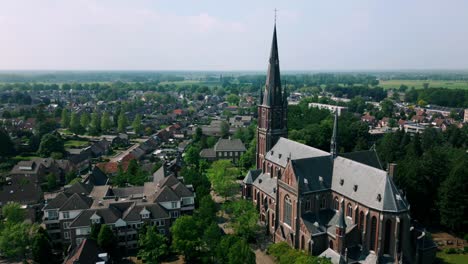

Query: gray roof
[301,209,354,236]
[214,138,246,152]
[331,156,408,213]
[200,148,216,158]
[111,186,144,198]
[340,149,383,170]
[44,192,71,210]
[252,172,277,198]
[265,137,329,167]
[69,206,122,228]
[291,156,332,193]
[243,169,262,184]
[65,182,94,196]
[154,185,180,203]
[123,203,169,222]
[59,193,93,211]
[171,182,193,198]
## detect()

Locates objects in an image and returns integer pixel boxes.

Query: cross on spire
[274,8,278,24]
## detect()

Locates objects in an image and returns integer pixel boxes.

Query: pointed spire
[331,110,338,158]
[262,23,282,107]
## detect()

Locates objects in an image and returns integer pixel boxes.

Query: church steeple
[262,24,283,107]
[256,22,288,169]
[331,110,338,158]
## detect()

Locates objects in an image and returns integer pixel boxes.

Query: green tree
[380,99,395,117]
[46,173,57,191]
[80,112,91,132]
[195,196,217,226]
[32,231,53,264]
[90,223,101,241]
[70,111,83,134]
[132,114,143,134]
[222,199,259,241]
[60,108,70,128]
[220,121,230,138]
[37,133,65,157]
[193,127,203,142]
[184,145,200,168]
[0,223,37,259]
[202,223,222,262]
[101,111,112,133]
[206,160,238,199]
[138,226,168,263]
[117,112,128,133]
[98,224,117,257]
[170,215,201,261]
[2,203,24,223]
[228,237,255,264]
[227,94,240,105]
[89,112,101,135]
[438,156,468,233]
[0,129,15,157]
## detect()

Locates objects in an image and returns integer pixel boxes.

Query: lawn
[379,80,468,90]
[437,252,468,264]
[64,139,89,148]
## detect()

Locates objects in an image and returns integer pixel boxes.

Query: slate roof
[84,166,108,186]
[69,206,122,228]
[44,192,71,210]
[340,149,383,170]
[0,175,42,205]
[243,169,262,184]
[292,156,332,193]
[331,156,408,213]
[64,239,103,264]
[214,138,246,152]
[265,137,330,167]
[153,185,180,203]
[252,172,277,197]
[159,175,179,188]
[123,203,169,222]
[200,148,216,158]
[59,193,93,211]
[111,186,144,198]
[65,182,94,195]
[171,182,193,198]
[301,209,354,236]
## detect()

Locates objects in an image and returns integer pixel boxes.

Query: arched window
[347,203,353,218]
[384,219,392,254]
[359,211,365,231]
[334,197,339,210]
[284,195,292,226]
[329,240,333,249]
[320,196,326,209]
[370,216,377,251]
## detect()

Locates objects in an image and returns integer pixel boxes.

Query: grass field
[64,139,89,148]
[158,80,221,87]
[379,80,468,90]
[437,252,468,264]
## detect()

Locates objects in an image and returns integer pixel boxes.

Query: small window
[334,197,339,210]
[339,179,344,186]
[320,196,326,209]
[63,212,70,219]
[170,211,179,218]
[63,231,70,239]
[141,213,149,219]
[63,222,71,229]
[347,203,353,217]
[91,218,100,224]
[353,185,358,192]
[377,194,382,202]
[171,202,178,208]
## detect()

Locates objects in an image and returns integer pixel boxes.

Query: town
[1,2,468,264]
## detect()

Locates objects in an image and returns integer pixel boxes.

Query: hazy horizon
[2,0,468,71]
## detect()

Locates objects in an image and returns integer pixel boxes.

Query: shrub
[445,248,457,254]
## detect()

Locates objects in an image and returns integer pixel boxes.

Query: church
[242,24,435,264]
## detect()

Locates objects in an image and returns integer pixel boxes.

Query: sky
[1,0,468,71]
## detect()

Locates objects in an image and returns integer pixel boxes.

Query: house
[229,115,253,127]
[308,103,348,116]
[200,137,246,163]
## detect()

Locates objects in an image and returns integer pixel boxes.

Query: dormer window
[140,208,151,219]
[141,213,150,219]
[353,185,358,192]
[91,218,101,224]
[340,179,344,186]
[377,194,382,202]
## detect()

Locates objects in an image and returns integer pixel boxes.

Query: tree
[60,108,70,128]
[170,215,201,261]
[438,156,468,233]
[380,99,395,117]
[227,237,255,264]
[227,94,240,105]
[37,133,65,157]
[195,196,217,226]
[90,223,101,241]
[98,225,117,257]
[220,121,230,138]
[101,111,112,133]
[132,114,143,134]
[2,202,24,223]
[0,129,15,157]
[32,231,52,264]
[117,112,128,133]
[0,222,37,259]
[222,199,259,241]
[193,127,203,142]
[138,226,168,263]
[184,145,200,168]
[202,223,222,262]
[89,112,101,135]
[80,112,91,132]
[70,111,83,134]
[206,160,239,199]
[46,173,57,191]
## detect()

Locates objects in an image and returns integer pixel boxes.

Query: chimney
[388,163,397,178]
